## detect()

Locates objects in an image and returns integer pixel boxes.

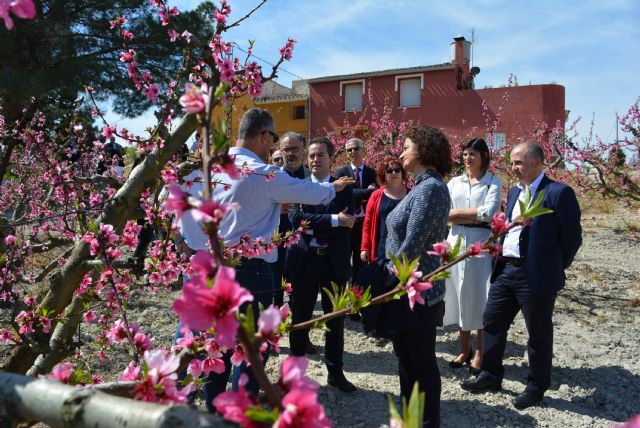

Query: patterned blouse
[385,170,451,306]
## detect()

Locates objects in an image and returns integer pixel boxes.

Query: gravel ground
[4,209,639,427]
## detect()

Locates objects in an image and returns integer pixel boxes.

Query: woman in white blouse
[444,138,502,375]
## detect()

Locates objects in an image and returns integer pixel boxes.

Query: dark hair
[238,108,274,140]
[309,136,335,157]
[402,125,452,176]
[460,138,490,172]
[376,157,406,185]
[521,141,545,163]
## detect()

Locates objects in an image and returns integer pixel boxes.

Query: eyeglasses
[263,130,279,141]
[346,147,361,153]
[272,157,283,163]
[386,167,402,174]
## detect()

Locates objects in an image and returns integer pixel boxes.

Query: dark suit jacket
[336,164,377,212]
[279,166,311,233]
[285,176,355,283]
[492,175,582,295]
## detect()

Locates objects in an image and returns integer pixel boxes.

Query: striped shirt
[212,147,336,262]
[386,170,451,305]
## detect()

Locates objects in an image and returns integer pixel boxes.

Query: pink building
[300,36,565,149]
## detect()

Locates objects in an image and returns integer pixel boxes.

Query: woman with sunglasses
[360,157,407,263]
[444,137,502,375]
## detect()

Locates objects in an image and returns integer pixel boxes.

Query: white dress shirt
[212,147,336,262]
[502,171,545,258]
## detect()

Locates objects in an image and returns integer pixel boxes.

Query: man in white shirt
[176,109,355,411]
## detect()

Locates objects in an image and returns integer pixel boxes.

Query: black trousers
[481,263,557,394]
[272,246,285,306]
[392,301,443,428]
[350,219,365,281]
[289,251,345,370]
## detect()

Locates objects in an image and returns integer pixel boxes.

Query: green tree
[0,0,216,122]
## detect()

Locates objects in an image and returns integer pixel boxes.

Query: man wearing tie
[462,142,582,410]
[336,138,377,283]
[286,137,357,392]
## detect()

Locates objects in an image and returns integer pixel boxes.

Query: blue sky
[109,0,640,145]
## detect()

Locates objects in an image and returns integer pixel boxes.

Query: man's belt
[463,222,491,230]
[309,247,329,256]
[503,256,524,266]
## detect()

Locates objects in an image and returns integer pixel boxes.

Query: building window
[292,105,306,120]
[485,132,506,150]
[399,78,421,107]
[341,81,364,112]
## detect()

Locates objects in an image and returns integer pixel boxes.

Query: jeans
[174,257,274,412]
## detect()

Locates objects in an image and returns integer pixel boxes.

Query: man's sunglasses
[272,157,284,163]
[386,167,402,174]
[346,147,361,153]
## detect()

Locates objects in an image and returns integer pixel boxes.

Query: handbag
[357,259,419,339]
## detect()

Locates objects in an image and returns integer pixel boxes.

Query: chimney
[450,35,472,90]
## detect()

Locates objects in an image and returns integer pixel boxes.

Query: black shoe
[469,365,481,376]
[327,370,357,392]
[514,389,543,410]
[305,340,318,355]
[449,349,473,369]
[460,373,502,393]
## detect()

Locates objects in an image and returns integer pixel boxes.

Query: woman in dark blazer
[384,125,452,428]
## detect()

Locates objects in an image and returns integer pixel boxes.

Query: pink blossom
[119,49,136,63]
[120,29,134,40]
[258,305,281,337]
[120,361,141,381]
[406,279,432,309]
[172,266,253,348]
[491,211,510,236]
[466,242,484,257]
[212,376,254,427]
[190,198,236,224]
[4,234,16,246]
[163,184,191,218]
[1,0,35,30]
[275,389,331,428]
[49,362,74,384]
[279,38,297,61]
[187,359,203,378]
[179,82,209,114]
[181,30,192,42]
[143,83,159,102]
[167,28,179,42]
[102,125,116,139]
[133,349,189,404]
[281,356,319,391]
[217,58,235,83]
[283,282,293,294]
[230,345,248,366]
[427,241,452,262]
[83,309,96,323]
[189,250,217,278]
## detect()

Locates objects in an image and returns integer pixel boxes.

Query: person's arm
[288,203,334,230]
[360,189,378,261]
[265,169,336,205]
[555,185,582,268]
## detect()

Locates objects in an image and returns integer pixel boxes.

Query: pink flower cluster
[491,211,510,235]
[131,349,192,404]
[427,241,452,263]
[404,268,433,309]
[179,83,209,114]
[172,252,253,348]
[279,38,297,61]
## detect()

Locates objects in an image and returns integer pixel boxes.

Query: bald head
[510,142,544,185]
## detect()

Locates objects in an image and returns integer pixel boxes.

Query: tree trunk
[1,114,199,374]
[0,372,227,427]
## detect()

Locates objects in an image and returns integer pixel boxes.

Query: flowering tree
[1,2,638,427]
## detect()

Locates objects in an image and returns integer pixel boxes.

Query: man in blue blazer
[285,137,357,392]
[462,141,582,410]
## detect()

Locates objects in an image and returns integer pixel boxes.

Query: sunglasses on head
[346,147,360,153]
[386,167,402,174]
